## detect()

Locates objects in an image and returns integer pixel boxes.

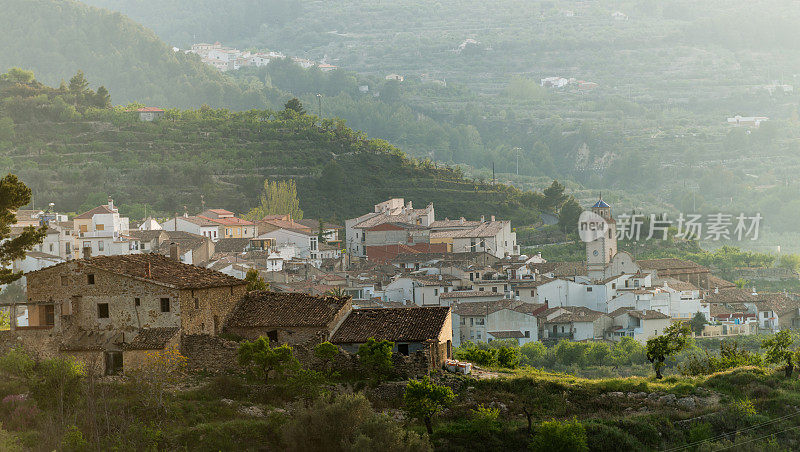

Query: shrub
[584,421,643,452]
[530,418,588,452]
[0,427,22,452]
[283,393,430,452]
[404,377,455,434]
[520,342,548,367]
[357,338,394,381]
[238,337,298,382]
[497,347,521,369]
[470,404,502,437]
[61,425,89,452]
[287,368,328,400]
[680,340,763,376]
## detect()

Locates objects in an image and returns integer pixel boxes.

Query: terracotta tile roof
[259,219,312,231]
[54,254,245,289]
[331,307,450,343]
[628,309,670,320]
[453,300,545,316]
[429,219,482,229]
[215,237,251,253]
[225,291,351,328]
[608,307,636,318]
[488,331,525,339]
[74,205,114,219]
[366,222,428,231]
[511,276,555,289]
[708,275,736,290]
[638,258,704,270]
[137,107,164,112]
[128,230,167,243]
[439,290,505,300]
[175,216,219,227]
[531,261,587,277]
[122,327,180,350]
[538,306,607,323]
[200,215,254,226]
[653,277,699,291]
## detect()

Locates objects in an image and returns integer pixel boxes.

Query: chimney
[169,242,180,261]
[714,286,719,294]
[544,298,549,308]
[491,215,495,222]
[107,197,114,211]
[460,217,465,224]
[481,215,485,222]
[82,246,91,259]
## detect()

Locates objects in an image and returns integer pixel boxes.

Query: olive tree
[646,322,690,379]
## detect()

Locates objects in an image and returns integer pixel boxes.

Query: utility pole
[492,162,495,185]
[514,147,521,175]
[316,93,323,118]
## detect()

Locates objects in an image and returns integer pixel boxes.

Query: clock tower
[586,198,617,280]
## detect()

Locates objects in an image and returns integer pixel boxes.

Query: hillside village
[2,195,797,376]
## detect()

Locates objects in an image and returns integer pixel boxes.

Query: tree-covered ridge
[0,0,260,108]
[0,73,543,225]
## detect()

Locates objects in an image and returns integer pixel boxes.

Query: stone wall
[179,285,247,335]
[0,329,61,359]
[224,325,329,346]
[180,334,240,373]
[26,262,182,333]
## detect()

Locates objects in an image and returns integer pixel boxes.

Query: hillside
[0,71,542,225]
[77,0,800,246]
[0,0,260,108]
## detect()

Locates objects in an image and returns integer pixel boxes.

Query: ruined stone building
[2,253,247,374]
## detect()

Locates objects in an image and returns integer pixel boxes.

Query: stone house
[331,306,452,366]
[223,291,353,345]
[8,253,247,374]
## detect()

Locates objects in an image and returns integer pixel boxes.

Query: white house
[257,227,319,259]
[384,275,459,306]
[161,216,220,241]
[452,300,543,347]
[537,306,612,341]
[607,308,671,343]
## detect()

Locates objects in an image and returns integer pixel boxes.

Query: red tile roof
[225,291,351,328]
[74,205,114,219]
[331,307,450,343]
[34,254,245,289]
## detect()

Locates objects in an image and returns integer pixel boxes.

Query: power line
[663,409,800,452]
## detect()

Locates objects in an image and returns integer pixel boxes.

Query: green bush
[174,419,283,452]
[358,338,394,381]
[497,347,521,369]
[283,393,429,451]
[61,425,89,452]
[529,418,588,452]
[584,421,643,452]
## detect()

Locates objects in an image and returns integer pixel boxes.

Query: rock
[659,394,678,404]
[608,392,625,398]
[636,392,648,398]
[647,393,661,401]
[220,398,234,406]
[676,397,696,410]
[239,405,265,417]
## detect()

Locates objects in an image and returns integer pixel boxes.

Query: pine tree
[94,86,111,107]
[68,70,89,94]
[0,174,47,284]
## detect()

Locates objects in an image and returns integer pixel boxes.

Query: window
[515,290,519,296]
[492,287,498,293]
[98,241,104,251]
[194,298,199,309]
[476,318,485,325]
[134,298,140,307]
[87,274,95,285]
[44,305,55,326]
[469,272,474,281]
[96,224,104,231]
[397,344,409,356]
[61,276,68,286]
[434,288,439,296]
[524,331,530,338]
[49,243,54,252]
[83,241,91,248]
[612,283,616,289]
[479,287,485,292]
[504,284,508,292]
[470,318,474,326]
[530,290,535,297]
[586,287,593,292]
[461,318,466,325]
[160,298,170,313]
[97,303,109,319]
